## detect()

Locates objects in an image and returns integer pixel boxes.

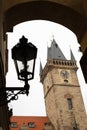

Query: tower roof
[47,38,66,60]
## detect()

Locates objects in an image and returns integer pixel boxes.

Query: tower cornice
[40,59,78,83]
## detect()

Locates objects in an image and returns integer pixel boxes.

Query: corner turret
[70,49,76,61]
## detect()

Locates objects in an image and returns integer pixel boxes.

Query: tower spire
[47,38,66,60]
[39,61,43,76]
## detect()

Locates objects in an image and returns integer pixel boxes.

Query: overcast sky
[6,20,87,116]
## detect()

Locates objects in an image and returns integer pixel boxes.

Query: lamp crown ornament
[19,36,28,44]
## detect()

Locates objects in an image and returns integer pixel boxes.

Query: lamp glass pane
[16,60,25,80]
[27,59,34,79]
[16,59,34,80]
[27,59,34,73]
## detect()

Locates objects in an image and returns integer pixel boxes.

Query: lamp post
[0,36,37,106]
[73,117,79,130]
[72,111,79,130]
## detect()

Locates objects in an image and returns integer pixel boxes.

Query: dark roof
[47,38,66,60]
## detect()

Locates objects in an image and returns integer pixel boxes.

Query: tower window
[64,79,68,83]
[67,98,73,110]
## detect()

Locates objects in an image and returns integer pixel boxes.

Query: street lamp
[73,118,79,130]
[72,111,79,130]
[12,36,37,90]
[0,36,37,106]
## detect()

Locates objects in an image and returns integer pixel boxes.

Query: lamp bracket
[0,86,30,106]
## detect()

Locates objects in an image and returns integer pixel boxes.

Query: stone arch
[4,1,87,43]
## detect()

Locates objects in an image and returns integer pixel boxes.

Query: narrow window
[67,98,73,110]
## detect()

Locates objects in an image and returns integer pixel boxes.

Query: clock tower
[40,38,87,130]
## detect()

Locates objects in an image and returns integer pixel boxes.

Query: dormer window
[10,122,18,128]
[44,122,53,130]
[28,122,35,128]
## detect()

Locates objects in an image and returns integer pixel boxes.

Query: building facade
[40,38,87,130]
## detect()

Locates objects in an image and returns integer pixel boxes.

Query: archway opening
[5,0,87,43]
[6,20,87,116]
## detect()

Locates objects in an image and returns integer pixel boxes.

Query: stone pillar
[80,30,87,52]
